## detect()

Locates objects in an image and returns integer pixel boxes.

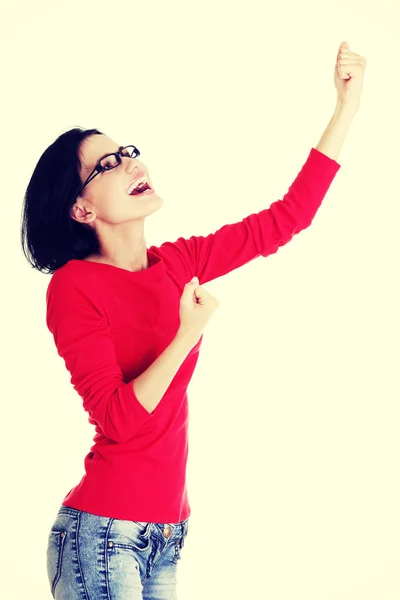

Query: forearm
[316,101,357,162]
[132,331,196,413]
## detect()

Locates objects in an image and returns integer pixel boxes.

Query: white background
[1,0,399,598]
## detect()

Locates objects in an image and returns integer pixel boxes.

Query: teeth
[127,175,148,194]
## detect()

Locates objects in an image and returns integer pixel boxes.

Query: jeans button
[163,526,172,538]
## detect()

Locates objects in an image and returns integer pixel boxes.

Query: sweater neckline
[69,248,163,276]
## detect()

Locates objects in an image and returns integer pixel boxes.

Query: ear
[70,201,96,224]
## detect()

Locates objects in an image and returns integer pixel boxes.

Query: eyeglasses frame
[76,144,141,197]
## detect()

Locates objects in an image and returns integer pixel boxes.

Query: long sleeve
[46,274,154,443]
[158,148,341,283]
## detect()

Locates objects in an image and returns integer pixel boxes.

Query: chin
[142,193,164,216]
[151,192,164,207]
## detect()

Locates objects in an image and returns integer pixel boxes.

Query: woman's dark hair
[21,126,105,274]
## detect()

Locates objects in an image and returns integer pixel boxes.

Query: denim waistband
[57,506,189,531]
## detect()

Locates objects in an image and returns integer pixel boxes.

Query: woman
[20,41,365,600]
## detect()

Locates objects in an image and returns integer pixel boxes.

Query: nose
[125,158,141,174]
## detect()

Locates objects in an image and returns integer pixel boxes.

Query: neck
[88,221,149,272]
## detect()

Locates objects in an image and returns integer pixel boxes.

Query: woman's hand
[334,41,367,113]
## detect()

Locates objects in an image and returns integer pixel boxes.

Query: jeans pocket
[46,529,67,598]
[108,521,152,553]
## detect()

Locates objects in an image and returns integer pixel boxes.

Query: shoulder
[45,260,108,332]
[46,259,104,308]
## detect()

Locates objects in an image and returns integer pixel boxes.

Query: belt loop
[143,522,152,538]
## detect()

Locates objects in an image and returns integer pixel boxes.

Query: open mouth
[129,181,153,195]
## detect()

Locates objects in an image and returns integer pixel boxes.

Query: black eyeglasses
[76,144,140,196]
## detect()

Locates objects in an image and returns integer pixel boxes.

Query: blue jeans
[46,506,189,599]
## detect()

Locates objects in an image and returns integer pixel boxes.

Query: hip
[46,505,189,599]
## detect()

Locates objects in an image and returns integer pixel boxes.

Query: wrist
[175,328,199,349]
[335,98,358,120]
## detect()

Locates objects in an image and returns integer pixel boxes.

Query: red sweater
[46,148,341,523]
